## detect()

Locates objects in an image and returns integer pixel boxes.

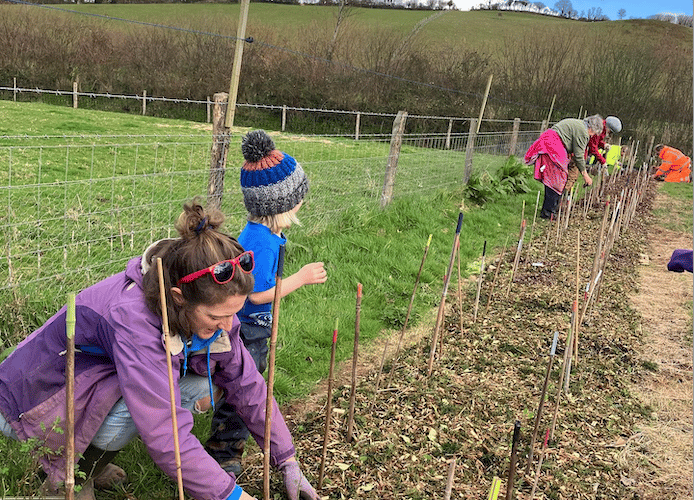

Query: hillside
[47,4,694,51]
[1,3,691,151]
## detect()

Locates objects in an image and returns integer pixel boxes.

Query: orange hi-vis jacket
[654,146,691,182]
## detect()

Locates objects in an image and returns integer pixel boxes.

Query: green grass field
[6,2,687,53]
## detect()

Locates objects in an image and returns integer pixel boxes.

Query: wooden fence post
[355,112,360,140]
[207,96,211,123]
[463,118,477,183]
[541,119,548,132]
[142,90,147,116]
[282,105,287,132]
[72,81,78,109]
[646,135,655,166]
[445,118,453,149]
[208,92,230,210]
[13,77,17,102]
[380,110,408,208]
[509,117,520,157]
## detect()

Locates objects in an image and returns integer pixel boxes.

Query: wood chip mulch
[242,174,661,500]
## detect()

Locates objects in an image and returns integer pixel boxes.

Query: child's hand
[299,262,327,286]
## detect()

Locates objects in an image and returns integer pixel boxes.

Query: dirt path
[627,188,693,499]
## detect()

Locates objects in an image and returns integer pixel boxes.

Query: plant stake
[427,212,463,378]
[525,331,559,476]
[457,239,463,333]
[573,230,580,363]
[65,293,76,500]
[505,420,521,500]
[264,244,285,500]
[542,213,553,262]
[318,318,339,489]
[156,257,185,500]
[487,477,502,500]
[443,458,456,500]
[549,328,572,441]
[526,189,541,256]
[387,234,432,387]
[484,236,509,315]
[529,428,550,498]
[505,219,526,298]
[347,283,362,442]
[473,240,487,322]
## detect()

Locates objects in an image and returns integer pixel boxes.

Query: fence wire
[0,128,539,305]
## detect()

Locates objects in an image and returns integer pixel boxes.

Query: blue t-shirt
[237,221,286,327]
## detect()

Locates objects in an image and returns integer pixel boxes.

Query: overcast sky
[454,0,693,20]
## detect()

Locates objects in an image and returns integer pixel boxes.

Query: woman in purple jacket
[0,199,319,500]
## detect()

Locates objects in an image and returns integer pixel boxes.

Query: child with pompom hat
[205,130,327,479]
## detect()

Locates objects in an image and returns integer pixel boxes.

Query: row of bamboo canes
[53,163,650,500]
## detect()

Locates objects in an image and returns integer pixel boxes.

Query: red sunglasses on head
[177,251,254,286]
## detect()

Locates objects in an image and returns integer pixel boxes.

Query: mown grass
[651,182,693,233]
[0,101,538,498]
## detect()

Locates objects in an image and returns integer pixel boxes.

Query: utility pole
[225,0,251,129]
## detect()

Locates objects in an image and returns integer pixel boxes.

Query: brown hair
[143,198,254,338]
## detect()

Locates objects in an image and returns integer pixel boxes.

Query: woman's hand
[278,458,320,500]
[582,171,593,186]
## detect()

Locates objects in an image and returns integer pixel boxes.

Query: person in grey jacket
[0,199,319,500]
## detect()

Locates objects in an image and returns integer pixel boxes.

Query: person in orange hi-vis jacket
[653,144,691,182]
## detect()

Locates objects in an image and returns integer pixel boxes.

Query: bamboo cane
[520,200,525,229]
[443,458,456,500]
[505,420,521,500]
[563,300,577,394]
[387,234,432,387]
[542,213,553,262]
[427,212,463,378]
[457,239,463,333]
[505,219,526,298]
[526,190,541,254]
[473,240,487,323]
[65,293,76,500]
[484,236,509,316]
[554,200,563,245]
[550,327,572,442]
[529,429,550,498]
[156,257,185,500]
[525,331,559,476]
[264,244,286,500]
[318,319,339,489]
[573,230,580,364]
[487,477,502,500]
[347,283,362,442]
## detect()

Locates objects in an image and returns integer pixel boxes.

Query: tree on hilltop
[554,0,576,17]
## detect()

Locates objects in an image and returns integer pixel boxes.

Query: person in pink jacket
[0,199,319,500]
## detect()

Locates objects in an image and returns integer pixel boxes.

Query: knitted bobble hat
[240,130,309,217]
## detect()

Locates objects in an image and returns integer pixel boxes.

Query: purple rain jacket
[0,255,295,500]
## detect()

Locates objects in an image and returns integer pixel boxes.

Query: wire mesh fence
[0,127,540,311]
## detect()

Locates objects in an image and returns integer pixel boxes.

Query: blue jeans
[0,372,212,452]
[206,327,268,463]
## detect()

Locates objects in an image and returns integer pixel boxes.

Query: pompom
[241,130,275,163]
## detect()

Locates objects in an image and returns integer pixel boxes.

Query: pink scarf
[524,129,569,194]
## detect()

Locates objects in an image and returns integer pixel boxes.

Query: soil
[239,176,692,500]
